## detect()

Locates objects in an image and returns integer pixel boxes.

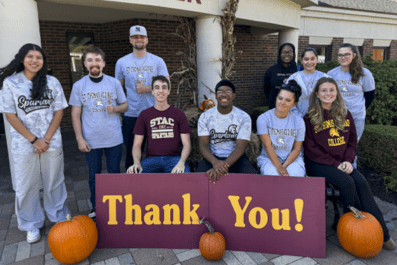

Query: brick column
[362,39,374,59]
[330,38,344,61]
[390,40,397,60]
[0,0,41,190]
[298,36,309,60]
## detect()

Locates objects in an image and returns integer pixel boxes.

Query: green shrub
[384,169,397,193]
[315,60,340,73]
[358,124,397,175]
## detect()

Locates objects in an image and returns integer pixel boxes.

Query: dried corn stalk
[170,17,198,110]
[221,0,241,79]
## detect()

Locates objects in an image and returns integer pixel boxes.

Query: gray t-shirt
[115,52,169,117]
[256,109,305,161]
[198,106,251,158]
[327,66,375,120]
[1,72,68,154]
[69,74,127,149]
[287,70,328,117]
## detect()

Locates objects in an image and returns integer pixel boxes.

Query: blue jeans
[140,156,191,173]
[122,116,138,170]
[85,144,123,210]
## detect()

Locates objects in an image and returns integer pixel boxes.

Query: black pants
[122,116,138,170]
[196,153,258,174]
[306,158,390,242]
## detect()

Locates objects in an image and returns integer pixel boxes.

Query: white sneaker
[88,210,96,220]
[27,229,41,244]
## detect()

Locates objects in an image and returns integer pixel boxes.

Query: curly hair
[0,43,48,100]
[307,77,347,133]
[339,43,364,84]
[279,79,302,103]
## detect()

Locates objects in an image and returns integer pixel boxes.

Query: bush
[384,169,397,193]
[358,124,397,175]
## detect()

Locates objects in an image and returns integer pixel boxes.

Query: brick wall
[330,37,344,61]
[229,26,278,113]
[298,36,310,61]
[390,40,397,60]
[362,39,374,59]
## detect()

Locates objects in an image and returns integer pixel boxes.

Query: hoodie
[264,43,299,109]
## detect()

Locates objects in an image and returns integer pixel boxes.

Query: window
[310,45,331,63]
[372,47,390,62]
[66,32,94,85]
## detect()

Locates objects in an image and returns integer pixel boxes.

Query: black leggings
[306,158,390,242]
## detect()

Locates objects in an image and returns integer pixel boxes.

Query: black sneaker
[88,210,96,221]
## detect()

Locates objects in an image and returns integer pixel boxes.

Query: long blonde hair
[307,77,347,132]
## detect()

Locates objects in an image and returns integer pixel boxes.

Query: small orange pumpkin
[199,219,226,260]
[48,214,98,264]
[337,206,383,258]
[200,95,215,111]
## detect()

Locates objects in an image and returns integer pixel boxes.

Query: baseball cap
[130,25,147,37]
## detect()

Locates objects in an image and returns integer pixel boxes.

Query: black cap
[215,79,236,93]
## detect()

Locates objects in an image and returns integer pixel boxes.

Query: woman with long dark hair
[304,77,395,251]
[0,44,70,244]
[257,80,306,177]
[327,43,375,142]
[286,47,328,117]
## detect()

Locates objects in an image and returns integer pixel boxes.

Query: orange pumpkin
[48,214,98,264]
[200,95,215,111]
[199,219,226,260]
[337,206,383,258]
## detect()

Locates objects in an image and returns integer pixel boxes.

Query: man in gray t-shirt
[70,46,128,220]
[197,80,257,182]
[115,25,169,170]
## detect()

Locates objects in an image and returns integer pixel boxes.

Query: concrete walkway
[1,129,397,265]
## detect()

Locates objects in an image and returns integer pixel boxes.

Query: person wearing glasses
[286,48,328,117]
[196,80,257,182]
[327,43,375,142]
[264,43,301,109]
[256,80,306,177]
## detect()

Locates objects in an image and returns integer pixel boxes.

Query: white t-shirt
[327,66,375,120]
[256,109,305,161]
[115,52,169,117]
[198,106,251,158]
[69,74,127,149]
[287,70,328,117]
[1,72,68,154]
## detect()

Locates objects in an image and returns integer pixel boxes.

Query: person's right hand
[127,164,143,174]
[212,160,230,176]
[77,138,91,152]
[276,164,289,176]
[33,139,50,153]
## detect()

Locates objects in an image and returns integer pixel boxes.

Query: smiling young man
[126,75,191,174]
[69,45,128,220]
[196,80,257,182]
[115,25,170,171]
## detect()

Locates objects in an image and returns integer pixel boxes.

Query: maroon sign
[96,173,325,257]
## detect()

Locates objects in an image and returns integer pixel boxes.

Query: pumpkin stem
[198,217,215,234]
[348,206,365,219]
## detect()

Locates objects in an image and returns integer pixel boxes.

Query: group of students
[0,28,395,252]
[263,42,395,250]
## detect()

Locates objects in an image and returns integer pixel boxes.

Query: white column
[196,15,222,106]
[0,0,41,190]
[278,28,299,61]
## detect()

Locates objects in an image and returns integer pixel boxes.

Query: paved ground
[1,129,397,265]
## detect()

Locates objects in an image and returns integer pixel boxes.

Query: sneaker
[27,229,41,244]
[384,238,396,251]
[88,210,96,221]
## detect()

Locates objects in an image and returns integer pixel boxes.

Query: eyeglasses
[216,90,233,96]
[338,53,352,59]
[281,51,293,55]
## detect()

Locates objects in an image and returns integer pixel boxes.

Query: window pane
[67,33,94,84]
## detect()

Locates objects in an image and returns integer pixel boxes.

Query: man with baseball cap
[115,25,170,170]
[196,79,257,182]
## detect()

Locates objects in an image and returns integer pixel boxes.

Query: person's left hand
[342,161,353,174]
[206,168,221,183]
[171,162,185,173]
[106,99,115,113]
